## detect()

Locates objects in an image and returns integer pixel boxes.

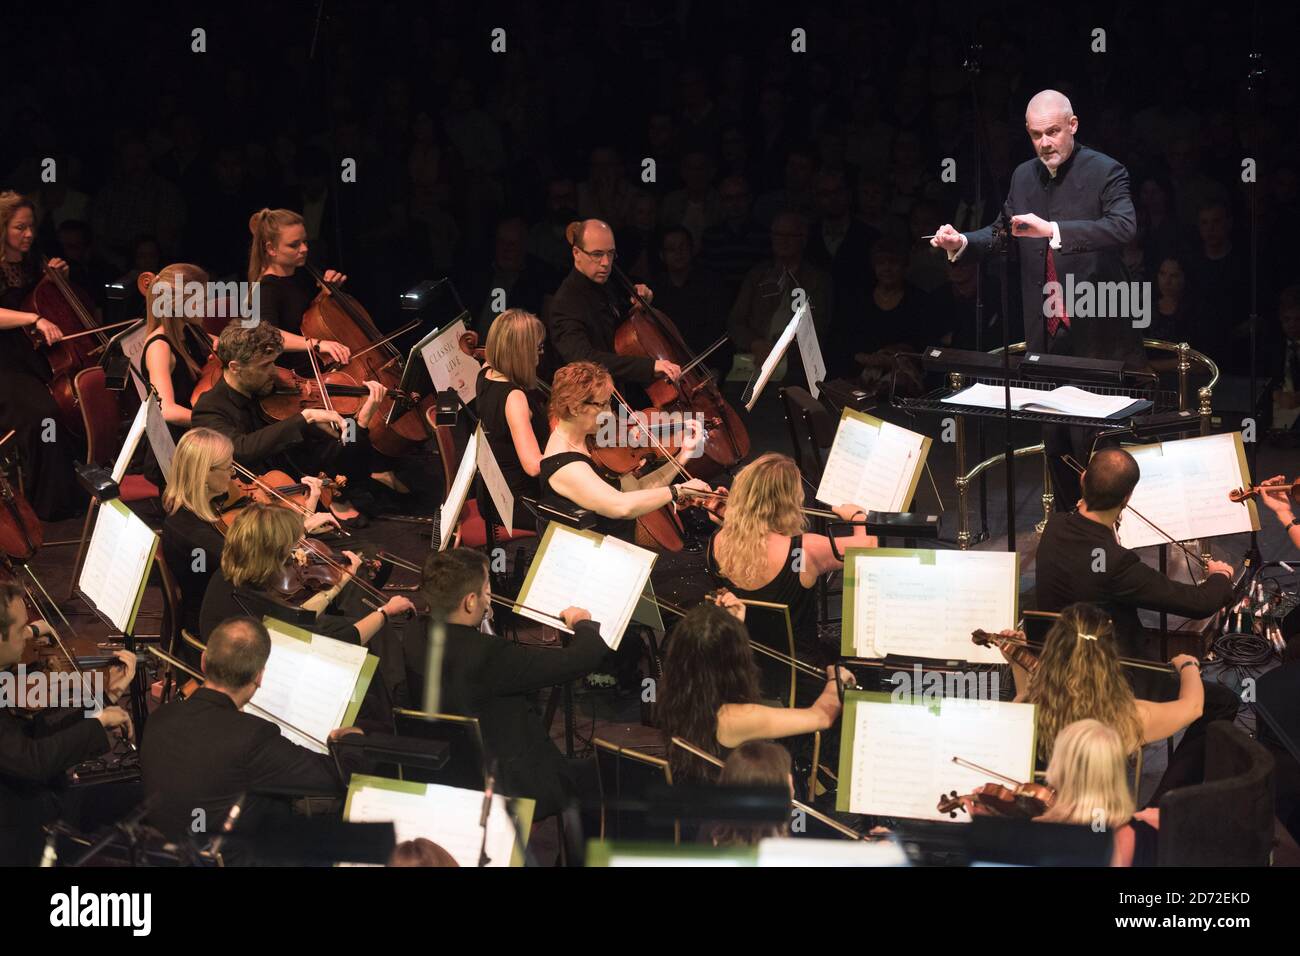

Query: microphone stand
[1241,43,1266,578]
[993,204,1015,552]
[964,40,990,542]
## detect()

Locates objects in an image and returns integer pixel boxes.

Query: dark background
[4,0,1297,378]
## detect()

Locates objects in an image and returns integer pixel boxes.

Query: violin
[1229,478,1300,506]
[258,368,414,421]
[937,757,1056,819]
[300,263,433,455]
[217,469,347,527]
[971,628,1041,673]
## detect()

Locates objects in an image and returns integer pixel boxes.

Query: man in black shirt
[0,580,134,864]
[141,616,357,853]
[416,549,608,819]
[1035,448,1240,791]
[549,219,682,391]
[192,321,384,516]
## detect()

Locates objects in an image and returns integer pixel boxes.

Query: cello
[299,263,431,456]
[608,266,749,479]
[21,258,111,435]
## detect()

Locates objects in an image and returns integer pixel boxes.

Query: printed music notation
[816,410,930,515]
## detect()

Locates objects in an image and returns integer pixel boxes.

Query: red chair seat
[119,475,160,501]
[457,500,536,549]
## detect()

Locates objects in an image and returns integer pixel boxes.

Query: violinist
[141,262,217,441]
[198,504,414,701]
[539,361,711,540]
[0,579,135,865]
[416,549,607,820]
[191,321,383,523]
[1036,720,1159,867]
[707,453,875,664]
[999,603,1221,804]
[0,191,80,520]
[549,219,682,391]
[246,208,350,367]
[658,600,852,785]
[475,309,550,530]
[161,428,339,657]
[1252,474,1300,555]
[1035,448,1236,659]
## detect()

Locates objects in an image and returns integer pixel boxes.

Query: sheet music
[346,777,517,868]
[794,303,826,399]
[475,424,515,535]
[77,499,157,633]
[419,317,480,406]
[144,393,176,482]
[516,526,656,648]
[1118,433,1254,549]
[111,394,150,483]
[816,411,928,513]
[843,696,1035,820]
[438,429,479,551]
[118,322,149,400]
[943,382,1138,419]
[744,304,806,411]
[250,623,369,754]
[848,550,1014,662]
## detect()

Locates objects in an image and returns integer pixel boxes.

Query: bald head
[1081,448,1139,511]
[203,616,271,690]
[572,219,616,283]
[1025,90,1078,173]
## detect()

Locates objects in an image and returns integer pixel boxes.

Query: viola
[300,264,433,456]
[1230,478,1300,507]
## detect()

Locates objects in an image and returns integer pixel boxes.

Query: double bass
[299,264,432,456]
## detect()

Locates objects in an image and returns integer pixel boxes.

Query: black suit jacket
[962,145,1141,363]
[409,620,609,818]
[0,707,110,864]
[141,687,344,843]
[1035,511,1234,657]
[191,377,313,470]
[549,269,656,386]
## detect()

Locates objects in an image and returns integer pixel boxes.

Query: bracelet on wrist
[1178,659,1201,672]
[668,484,680,504]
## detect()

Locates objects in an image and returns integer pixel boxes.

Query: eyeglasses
[210,462,236,474]
[577,247,617,263]
[583,397,612,409]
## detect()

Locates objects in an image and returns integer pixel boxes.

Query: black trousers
[1127,666,1240,806]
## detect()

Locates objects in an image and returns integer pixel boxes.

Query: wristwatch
[1287,516,1300,531]
[1178,659,1200,672]
[668,484,680,504]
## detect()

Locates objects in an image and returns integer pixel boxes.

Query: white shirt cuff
[1049,222,1062,250]
[947,233,969,262]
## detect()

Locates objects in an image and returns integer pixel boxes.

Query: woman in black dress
[0,191,82,520]
[538,361,712,540]
[246,208,350,366]
[707,452,875,665]
[140,262,218,442]
[474,309,549,530]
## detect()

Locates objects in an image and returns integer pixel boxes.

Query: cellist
[246,208,351,368]
[549,219,681,393]
[0,191,80,520]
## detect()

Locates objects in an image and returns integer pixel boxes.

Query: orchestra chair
[779,386,839,623]
[669,736,863,841]
[591,738,679,844]
[426,407,535,550]
[1155,721,1275,866]
[154,553,184,700]
[391,707,487,791]
[66,365,162,598]
[740,600,798,706]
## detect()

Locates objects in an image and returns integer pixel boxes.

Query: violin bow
[607,383,694,484]
[18,565,87,677]
[304,344,344,442]
[950,755,1021,788]
[975,628,1178,674]
[1061,454,1211,571]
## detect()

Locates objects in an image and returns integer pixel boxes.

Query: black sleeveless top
[256,270,316,336]
[538,450,634,541]
[475,368,548,526]
[143,333,209,441]
[0,258,51,381]
[707,533,820,660]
